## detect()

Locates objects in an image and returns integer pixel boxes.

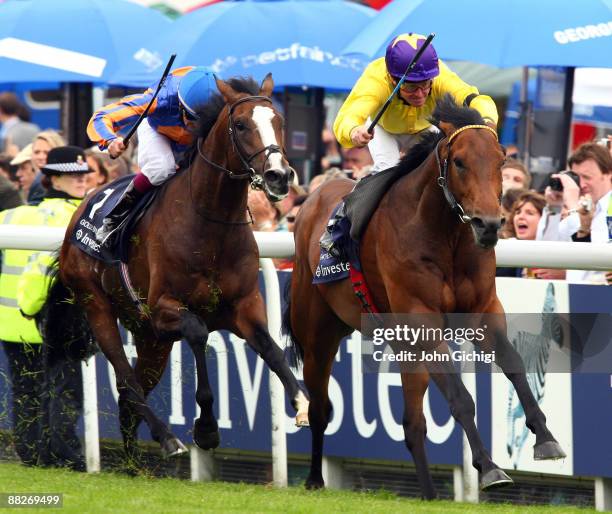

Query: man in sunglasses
[333,33,498,172]
[87,66,214,243]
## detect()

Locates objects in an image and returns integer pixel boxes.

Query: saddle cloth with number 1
[70,175,157,264]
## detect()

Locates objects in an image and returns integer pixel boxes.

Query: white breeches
[368,122,438,172]
[136,118,177,186]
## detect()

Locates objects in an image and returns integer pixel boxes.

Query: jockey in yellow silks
[333,33,499,172]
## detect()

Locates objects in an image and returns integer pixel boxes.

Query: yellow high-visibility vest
[0,205,43,343]
[17,197,80,317]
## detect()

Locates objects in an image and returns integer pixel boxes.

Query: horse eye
[453,158,465,170]
[234,120,246,131]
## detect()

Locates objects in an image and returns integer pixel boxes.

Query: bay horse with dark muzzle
[285,95,565,498]
[55,74,309,463]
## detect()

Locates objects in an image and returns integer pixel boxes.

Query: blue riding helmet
[178,66,215,118]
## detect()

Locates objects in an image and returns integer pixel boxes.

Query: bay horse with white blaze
[56,75,309,461]
[285,96,565,497]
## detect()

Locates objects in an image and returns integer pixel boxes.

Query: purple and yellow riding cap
[385,33,440,82]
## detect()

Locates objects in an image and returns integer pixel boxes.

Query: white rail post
[461,355,479,503]
[260,258,288,487]
[82,355,100,472]
[190,446,216,481]
[453,466,464,501]
[595,477,612,512]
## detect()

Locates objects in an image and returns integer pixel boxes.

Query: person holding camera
[536,142,612,284]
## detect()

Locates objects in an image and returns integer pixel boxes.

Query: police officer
[17,145,94,471]
[0,203,44,466]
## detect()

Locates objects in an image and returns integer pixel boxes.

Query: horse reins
[196,95,285,189]
[435,124,499,224]
[191,94,287,225]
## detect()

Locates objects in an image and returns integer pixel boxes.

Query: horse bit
[434,124,499,224]
[196,95,286,191]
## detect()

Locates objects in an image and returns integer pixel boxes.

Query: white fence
[1,225,612,269]
[1,227,611,510]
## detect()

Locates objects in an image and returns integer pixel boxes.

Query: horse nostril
[472,217,502,232]
[264,169,284,185]
[471,217,485,230]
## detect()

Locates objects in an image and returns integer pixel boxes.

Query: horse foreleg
[234,300,309,426]
[289,289,346,490]
[425,356,513,491]
[400,370,436,500]
[479,303,566,461]
[151,295,219,450]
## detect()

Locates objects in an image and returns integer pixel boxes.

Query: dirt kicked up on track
[0,462,599,514]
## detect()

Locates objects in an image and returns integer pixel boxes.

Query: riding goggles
[399,79,433,93]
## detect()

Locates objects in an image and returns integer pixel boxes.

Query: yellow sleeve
[17,250,54,317]
[333,59,391,148]
[434,61,499,126]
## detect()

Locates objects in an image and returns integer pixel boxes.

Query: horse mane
[195,76,260,141]
[395,94,485,175]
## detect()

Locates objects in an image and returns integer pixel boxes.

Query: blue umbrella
[343,0,612,68]
[0,0,172,83]
[111,0,376,90]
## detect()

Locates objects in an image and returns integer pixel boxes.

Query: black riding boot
[96,181,143,244]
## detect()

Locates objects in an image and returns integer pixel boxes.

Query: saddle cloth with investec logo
[313,249,351,284]
[70,175,156,264]
[313,202,360,285]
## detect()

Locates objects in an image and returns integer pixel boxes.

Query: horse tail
[281,275,303,368]
[38,254,96,365]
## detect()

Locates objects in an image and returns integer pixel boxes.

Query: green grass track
[0,462,599,514]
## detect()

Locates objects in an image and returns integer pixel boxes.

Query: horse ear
[438,121,456,138]
[215,75,239,104]
[259,73,274,97]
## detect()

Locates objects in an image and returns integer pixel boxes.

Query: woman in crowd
[27,130,66,205]
[501,191,561,279]
[499,187,527,239]
[31,130,65,172]
[510,191,545,241]
[84,149,110,191]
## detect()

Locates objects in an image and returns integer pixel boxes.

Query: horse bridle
[435,124,499,223]
[196,95,286,191]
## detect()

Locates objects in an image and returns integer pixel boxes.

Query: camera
[549,170,580,192]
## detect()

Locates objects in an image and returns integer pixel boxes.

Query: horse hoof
[305,476,324,490]
[162,437,188,458]
[480,468,513,490]
[194,430,220,450]
[534,440,566,460]
[295,412,309,427]
[193,418,220,450]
